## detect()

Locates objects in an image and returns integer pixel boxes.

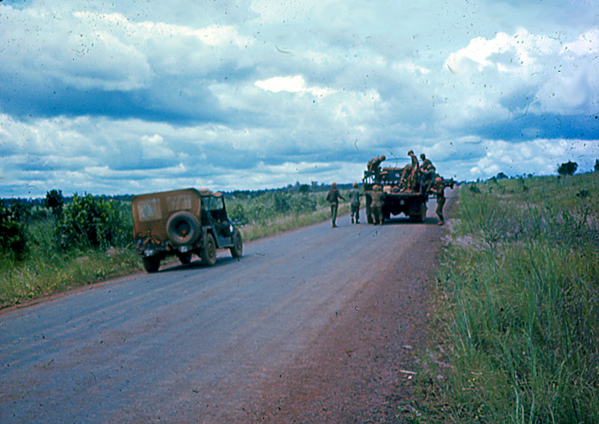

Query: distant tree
[496,172,508,180]
[298,184,310,195]
[594,159,599,172]
[44,189,64,219]
[557,161,578,176]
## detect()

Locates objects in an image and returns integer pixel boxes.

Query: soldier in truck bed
[420,153,437,189]
[399,150,420,192]
[367,155,386,183]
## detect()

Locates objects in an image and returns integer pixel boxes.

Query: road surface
[0,194,452,423]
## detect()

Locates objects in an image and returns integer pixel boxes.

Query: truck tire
[142,256,160,273]
[166,211,200,246]
[230,229,243,258]
[416,204,427,223]
[200,233,217,266]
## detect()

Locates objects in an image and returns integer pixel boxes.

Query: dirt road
[0,192,453,423]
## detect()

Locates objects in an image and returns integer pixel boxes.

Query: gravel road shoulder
[243,218,448,423]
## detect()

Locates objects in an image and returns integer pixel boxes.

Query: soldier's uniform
[407,150,420,191]
[326,183,345,228]
[399,166,411,191]
[369,185,385,225]
[431,177,446,225]
[348,183,362,224]
[367,155,386,183]
[420,153,437,191]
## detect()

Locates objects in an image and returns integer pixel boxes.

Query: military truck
[131,188,243,273]
[362,167,434,224]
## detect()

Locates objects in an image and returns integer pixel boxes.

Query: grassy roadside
[0,198,349,309]
[410,173,599,423]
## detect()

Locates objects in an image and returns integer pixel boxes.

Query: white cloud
[255,75,335,97]
[444,28,555,75]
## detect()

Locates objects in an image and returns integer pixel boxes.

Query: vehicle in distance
[362,167,454,224]
[131,188,243,273]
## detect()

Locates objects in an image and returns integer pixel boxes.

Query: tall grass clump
[421,173,599,423]
[0,195,139,308]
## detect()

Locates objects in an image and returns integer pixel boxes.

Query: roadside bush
[0,200,28,259]
[229,204,249,225]
[57,194,132,250]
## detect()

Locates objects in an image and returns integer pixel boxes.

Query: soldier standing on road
[369,185,385,225]
[326,182,345,228]
[367,155,386,184]
[430,177,446,225]
[348,182,362,224]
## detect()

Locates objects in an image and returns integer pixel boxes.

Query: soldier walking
[348,182,362,224]
[326,182,345,228]
[431,177,446,225]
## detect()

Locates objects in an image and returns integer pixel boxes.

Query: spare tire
[166,211,200,246]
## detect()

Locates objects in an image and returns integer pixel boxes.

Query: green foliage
[422,172,599,423]
[0,200,28,259]
[228,203,248,225]
[44,189,64,219]
[57,194,132,250]
[227,191,321,226]
[557,160,578,176]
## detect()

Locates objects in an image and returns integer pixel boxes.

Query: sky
[1,0,598,198]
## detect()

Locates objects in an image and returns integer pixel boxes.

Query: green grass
[413,173,599,423]
[0,217,140,307]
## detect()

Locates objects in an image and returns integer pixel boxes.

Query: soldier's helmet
[420,153,426,160]
[353,182,358,188]
[331,182,337,188]
[380,154,386,160]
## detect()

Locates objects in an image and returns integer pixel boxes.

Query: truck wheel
[230,229,243,259]
[142,256,160,273]
[166,211,200,246]
[200,233,217,266]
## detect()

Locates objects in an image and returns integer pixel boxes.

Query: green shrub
[0,200,28,259]
[57,194,132,250]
